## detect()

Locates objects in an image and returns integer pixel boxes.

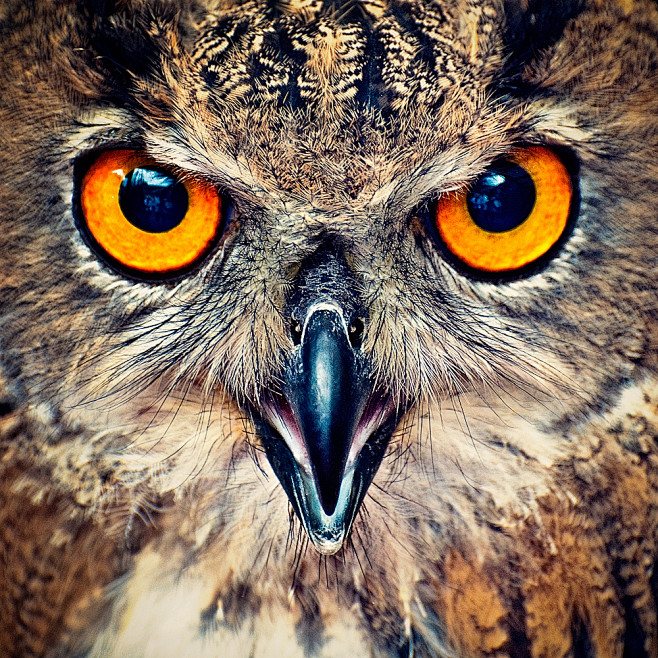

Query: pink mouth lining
[262,392,395,475]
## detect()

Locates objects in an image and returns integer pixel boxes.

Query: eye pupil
[466,161,536,233]
[118,168,189,233]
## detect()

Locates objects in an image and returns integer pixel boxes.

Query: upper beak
[258,302,399,555]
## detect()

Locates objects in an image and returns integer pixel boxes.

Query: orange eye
[79,149,223,277]
[434,146,573,275]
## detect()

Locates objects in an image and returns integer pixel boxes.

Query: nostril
[291,317,303,346]
[348,318,364,349]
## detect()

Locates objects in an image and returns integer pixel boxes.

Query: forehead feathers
[69,0,510,204]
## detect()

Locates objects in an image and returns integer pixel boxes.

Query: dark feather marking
[571,612,596,658]
[295,590,326,656]
[499,0,588,94]
[503,0,586,60]
[620,594,652,658]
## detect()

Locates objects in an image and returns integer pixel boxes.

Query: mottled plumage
[0,0,657,655]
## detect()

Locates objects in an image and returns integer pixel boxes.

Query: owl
[0,0,657,655]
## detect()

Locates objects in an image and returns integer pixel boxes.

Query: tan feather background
[0,0,657,655]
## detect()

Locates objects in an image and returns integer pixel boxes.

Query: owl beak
[258,304,398,555]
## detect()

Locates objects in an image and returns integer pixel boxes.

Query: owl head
[0,0,656,599]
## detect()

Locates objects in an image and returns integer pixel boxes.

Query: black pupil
[118,168,188,233]
[466,161,536,233]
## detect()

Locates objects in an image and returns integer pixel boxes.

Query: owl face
[1,0,657,654]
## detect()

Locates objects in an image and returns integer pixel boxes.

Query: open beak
[256,303,400,555]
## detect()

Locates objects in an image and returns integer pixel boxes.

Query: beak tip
[297,467,356,555]
[311,535,347,556]
[257,391,400,556]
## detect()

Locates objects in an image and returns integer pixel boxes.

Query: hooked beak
[257,303,400,555]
